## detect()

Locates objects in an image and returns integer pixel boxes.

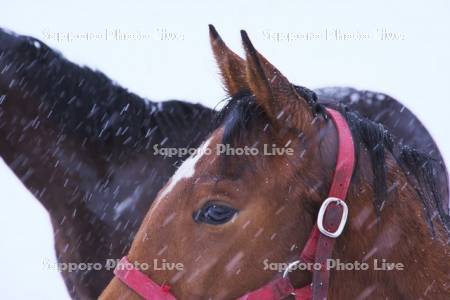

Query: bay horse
[100,26,450,299]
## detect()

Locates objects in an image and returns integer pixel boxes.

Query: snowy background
[1,0,450,299]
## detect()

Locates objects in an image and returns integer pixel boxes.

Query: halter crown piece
[113,108,356,300]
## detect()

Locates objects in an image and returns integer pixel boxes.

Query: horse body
[0,28,214,298]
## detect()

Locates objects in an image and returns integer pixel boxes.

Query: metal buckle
[317,197,348,238]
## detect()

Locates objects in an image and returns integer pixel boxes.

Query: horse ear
[209,25,250,97]
[240,30,313,130]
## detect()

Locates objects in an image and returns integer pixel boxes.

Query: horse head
[100,26,450,300]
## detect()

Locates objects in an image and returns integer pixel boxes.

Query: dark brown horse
[0,28,215,298]
[1,27,449,299]
[100,27,450,299]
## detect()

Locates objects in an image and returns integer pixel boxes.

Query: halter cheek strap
[239,108,355,300]
[300,108,356,299]
[113,108,355,300]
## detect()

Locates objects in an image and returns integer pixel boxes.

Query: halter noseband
[113,108,356,300]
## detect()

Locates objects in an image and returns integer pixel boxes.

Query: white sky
[1,0,449,299]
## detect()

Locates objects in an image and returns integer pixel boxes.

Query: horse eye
[193,202,238,225]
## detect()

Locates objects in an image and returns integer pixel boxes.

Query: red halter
[113,108,356,300]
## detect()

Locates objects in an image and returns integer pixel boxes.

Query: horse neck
[331,147,450,298]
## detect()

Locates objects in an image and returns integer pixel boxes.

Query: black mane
[215,86,450,233]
